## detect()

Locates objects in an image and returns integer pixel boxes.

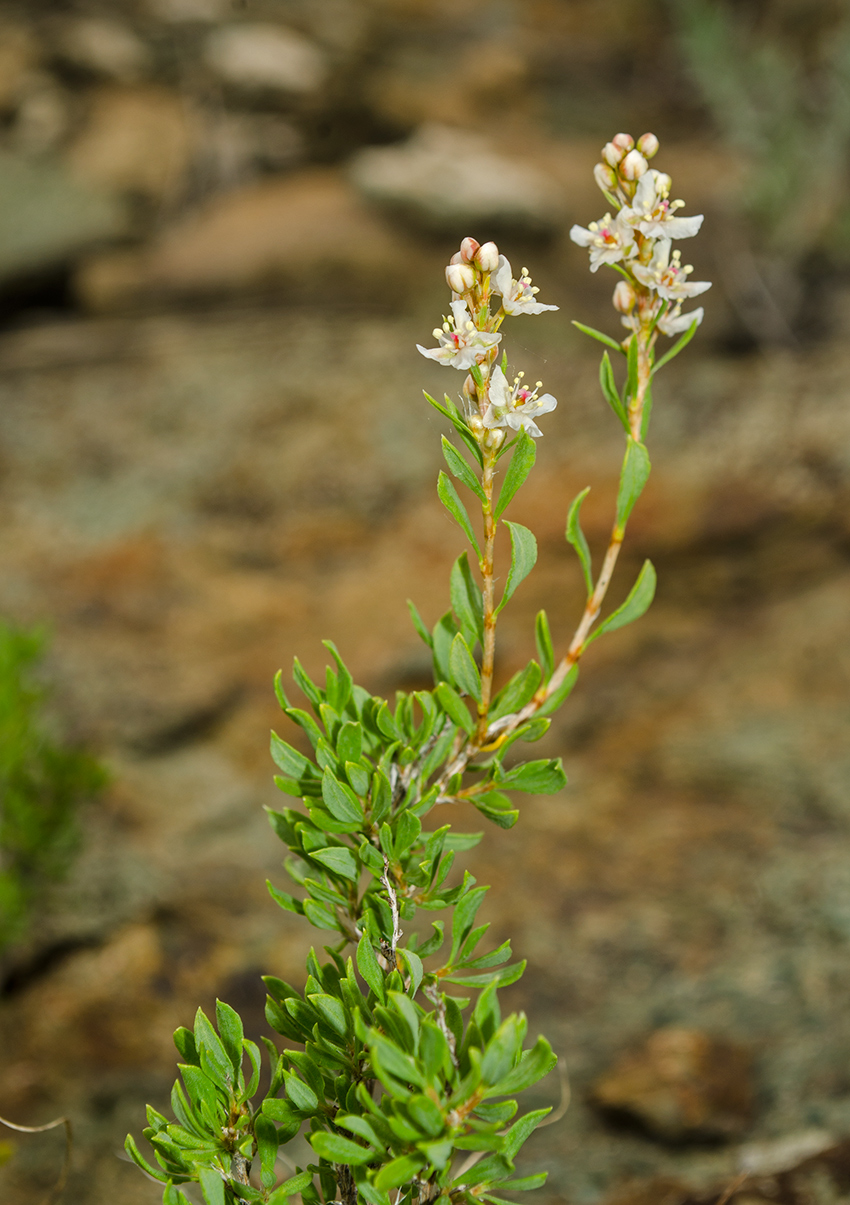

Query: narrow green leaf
[267,1172,314,1204]
[215,999,244,1073]
[374,1154,425,1191]
[496,522,537,615]
[565,487,593,598]
[123,1135,168,1183]
[435,682,474,735]
[598,352,628,430]
[322,769,363,825]
[615,438,650,531]
[198,1168,226,1205]
[438,471,482,557]
[449,633,482,703]
[310,1130,374,1164]
[489,661,542,721]
[357,931,386,1001]
[536,664,579,718]
[587,559,656,643]
[267,881,304,915]
[407,600,433,648]
[571,320,624,353]
[495,431,536,519]
[442,436,486,501]
[625,331,639,410]
[285,1071,318,1113]
[311,846,359,882]
[534,611,554,681]
[270,732,314,779]
[255,1114,279,1190]
[450,553,484,645]
[487,1035,557,1097]
[498,758,566,794]
[423,391,484,467]
[336,721,362,765]
[652,317,700,375]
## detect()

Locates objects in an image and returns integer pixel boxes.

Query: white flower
[417,300,502,370]
[632,240,711,301]
[492,256,558,315]
[621,170,703,240]
[569,211,636,272]
[657,303,704,336]
[482,365,556,438]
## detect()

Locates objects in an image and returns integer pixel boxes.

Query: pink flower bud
[621,149,648,180]
[594,161,617,191]
[602,141,623,167]
[612,280,636,313]
[612,133,634,152]
[460,236,480,263]
[475,241,500,272]
[637,132,659,158]
[446,262,476,293]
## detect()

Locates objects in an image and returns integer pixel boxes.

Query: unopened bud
[612,280,636,313]
[468,411,484,435]
[450,251,463,264]
[594,161,617,191]
[621,149,648,180]
[484,427,505,449]
[613,132,635,152]
[653,171,672,197]
[602,141,624,167]
[637,132,659,158]
[446,262,476,293]
[475,241,500,273]
[460,236,480,263]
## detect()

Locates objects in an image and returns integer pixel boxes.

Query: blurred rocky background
[1,0,850,1203]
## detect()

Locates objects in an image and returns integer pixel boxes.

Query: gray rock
[349,123,565,234]
[203,23,328,95]
[0,150,126,284]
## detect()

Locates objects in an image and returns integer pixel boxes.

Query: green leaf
[267,1172,314,1204]
[450,554,484,645]
[489,661,541,722]
[473,792,518,829]
[565,487,593,598]
[615,438,650,531]
[625,330,639,410]
[198,1168,226,1205]
[357,931,386,1002]
[285,1071,318,1113]
[270,733,314,779]
[124,1134,168,1183]
[267,881,304,915]
[571,320,623,353]
[481,1016,524,1085]
[536,664,579,718]
[310,1130,374,1165]
[311,846,359,882]
[502,1108,551,1160]
[215,999,244,1074]
[487,1036,557,1096]
[449,634,482,703]
[374,1154,425,1191]
[598,352,628,430]
[407,600,433,648]
[496,523,537,615]
[336,722,362,765]
[534,611,554,681]
[498,758,566,794]
[194,1008,232,1090]
[587,559,656,643]
[436,681,474,736]
[303,899,340,931]
[442,436,486,501]
[255,1114,279,1190]
[407,1093,445,1137]
[495,431,536,519]
[498,1174,549,1192]
[322,769,363,825]
[424,391,484,467]
[438,471,482,557]
[652,316,700,374]
[399,947,424,995]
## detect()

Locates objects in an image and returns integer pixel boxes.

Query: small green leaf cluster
[0,622,106,953]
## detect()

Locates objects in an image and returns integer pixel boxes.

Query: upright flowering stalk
[126,136,706,1205]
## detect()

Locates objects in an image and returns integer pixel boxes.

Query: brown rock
[66,85,197,203]
[591,1027,755,1142]
[74,168,413,309]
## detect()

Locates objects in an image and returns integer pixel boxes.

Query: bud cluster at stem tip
[417,236,560,441]
[572,131,711,342]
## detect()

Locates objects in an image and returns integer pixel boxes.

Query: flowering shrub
[127,133,708,1205]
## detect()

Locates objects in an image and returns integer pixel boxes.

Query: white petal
[492,254,514,296]
[450,299,471,328]
[633,172,656,212]
[662,213,704,239]
[532,393,557,416]
[487,364,510,407]
[569,224,595,247]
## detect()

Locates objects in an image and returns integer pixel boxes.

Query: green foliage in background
[0,623,106,953]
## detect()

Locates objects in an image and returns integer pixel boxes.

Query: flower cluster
[570,132,711,343]
[417,236,559,439]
